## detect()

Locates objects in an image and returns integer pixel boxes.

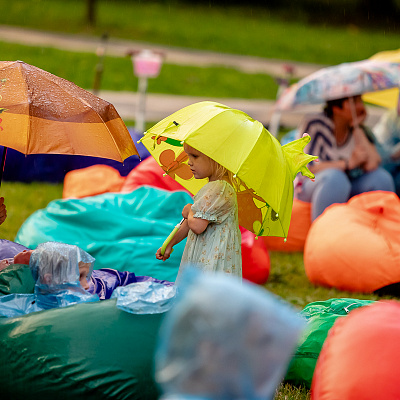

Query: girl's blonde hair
[184,144,242,190]
[208,155,242,191]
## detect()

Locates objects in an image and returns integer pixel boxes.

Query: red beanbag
[241,228,270,284]
[304,191,400,293]
[311,301,400,400]
[121,157,190,193]
[263,199,311,252]
[63,165,126,199]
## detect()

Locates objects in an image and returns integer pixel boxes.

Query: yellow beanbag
[304,191,400,293]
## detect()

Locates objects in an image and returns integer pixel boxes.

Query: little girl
[156,143,242,279]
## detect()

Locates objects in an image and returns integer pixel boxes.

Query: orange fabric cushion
[304,191,400,292]
[263,199,311,252]
[121,157,190,193]
[311,301,400,400]
[63,165,126,199]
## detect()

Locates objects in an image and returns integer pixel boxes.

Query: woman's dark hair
[324,97,347,119]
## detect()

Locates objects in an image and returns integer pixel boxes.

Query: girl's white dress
[178,180,242,278]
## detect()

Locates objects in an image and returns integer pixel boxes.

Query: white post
[136,76,148,133]
[130,49,163,134]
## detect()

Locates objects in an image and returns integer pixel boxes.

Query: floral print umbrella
[276,59,400,110]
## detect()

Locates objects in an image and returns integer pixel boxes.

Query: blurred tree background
[141,0,400,31]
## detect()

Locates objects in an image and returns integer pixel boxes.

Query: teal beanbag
[16,187,193,282]
[0,264,34,296]
[0,299,164,399]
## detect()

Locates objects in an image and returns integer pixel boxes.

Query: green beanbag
[0,299,164,399]
[0,264,34,296]
[284,298,374,388]
[16,187,193,282]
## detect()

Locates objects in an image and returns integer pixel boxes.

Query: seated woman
[296,95,395,221]
[0,242,99,318]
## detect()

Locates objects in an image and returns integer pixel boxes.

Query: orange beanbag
[241,228,270,284]
[121,157,190,194]
[63,165,126,199]
[304,191,400,293]
[311,301,400,400]
[263,199,311,252]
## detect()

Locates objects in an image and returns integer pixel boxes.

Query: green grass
[0,41,279,99]
[3,0,400,65]
[0,181,63,241]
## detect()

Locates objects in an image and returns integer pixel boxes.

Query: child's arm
[186,207,209,235]
[156,219,190,261]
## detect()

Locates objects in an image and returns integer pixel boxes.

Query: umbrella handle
[160,218,185,256]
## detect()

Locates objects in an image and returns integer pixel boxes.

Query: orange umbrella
[0,60,139,181]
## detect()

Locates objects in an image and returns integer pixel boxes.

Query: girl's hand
[182,203,192,219]
[156,245,173,261]
[0,197,7,225]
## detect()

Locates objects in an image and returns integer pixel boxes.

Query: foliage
[2,0,400,65]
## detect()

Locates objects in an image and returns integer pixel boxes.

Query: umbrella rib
[29,67,124,159]
[17,62,31,155]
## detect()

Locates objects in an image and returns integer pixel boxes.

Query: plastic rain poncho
[155,268,305,400]
[111,280,176,314]
[0,242,98,318]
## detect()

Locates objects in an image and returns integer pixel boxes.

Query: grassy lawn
[0,41,280,100]
[3,0,400,65]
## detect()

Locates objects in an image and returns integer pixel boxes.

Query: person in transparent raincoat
[0,242,98,318]
[155,268,304,400]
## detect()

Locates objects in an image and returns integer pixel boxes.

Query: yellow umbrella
[139,101,316,238]
[0,61,139,174]
[362,49,400,109]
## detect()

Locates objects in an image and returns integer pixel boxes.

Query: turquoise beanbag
[16,186,192,282]
[0,264,34,296]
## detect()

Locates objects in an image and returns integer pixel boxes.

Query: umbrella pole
[349,97,359,130]
[0,146,7,188]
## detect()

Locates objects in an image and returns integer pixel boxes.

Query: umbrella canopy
[275,59,400,110]
[363,49,400,110]
[139,101,316,238]
[0,60,139,162]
